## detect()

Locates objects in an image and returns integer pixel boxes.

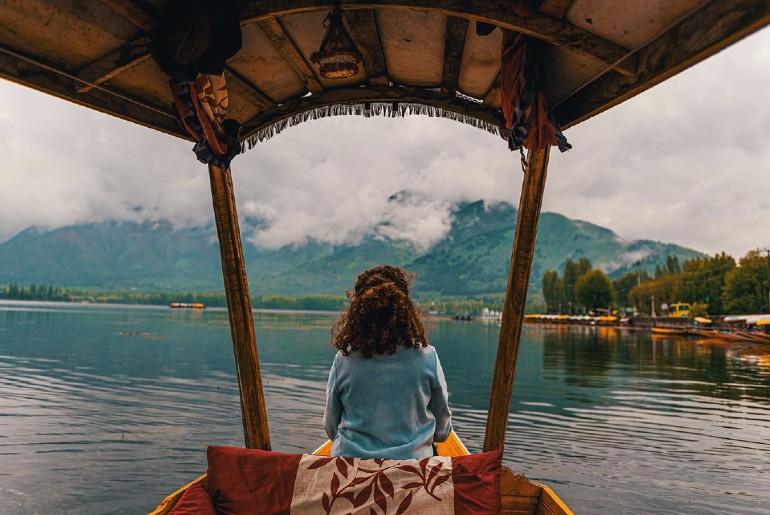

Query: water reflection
[1,302,769,514]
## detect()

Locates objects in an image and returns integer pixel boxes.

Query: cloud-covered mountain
[0,200,702,298]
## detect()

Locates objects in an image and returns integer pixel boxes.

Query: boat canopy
[723,314,770,324]
[1,0,767,153]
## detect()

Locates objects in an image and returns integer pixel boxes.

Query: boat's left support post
[484,147,550,452]
[208,164,271,450]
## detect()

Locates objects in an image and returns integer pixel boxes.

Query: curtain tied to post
[151,0,243,169]
[478,0,571,153]
[500,30,571,153]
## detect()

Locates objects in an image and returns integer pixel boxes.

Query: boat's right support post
[209,163,271,450]
[484,147,550,452]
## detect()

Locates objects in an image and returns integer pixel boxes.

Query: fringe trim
[241,102,504,151]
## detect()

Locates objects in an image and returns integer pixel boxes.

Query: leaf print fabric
[205,445,501,515]
[291,455,455,514]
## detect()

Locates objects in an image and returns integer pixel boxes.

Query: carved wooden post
[208,164,271,450]
[484,147,550,452]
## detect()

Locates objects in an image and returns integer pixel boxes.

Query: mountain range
[0,200,703,298]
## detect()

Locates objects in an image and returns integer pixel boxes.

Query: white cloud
[1,26,769,260]
[234,116,517,249]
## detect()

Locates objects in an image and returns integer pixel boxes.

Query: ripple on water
[2,308,770,514]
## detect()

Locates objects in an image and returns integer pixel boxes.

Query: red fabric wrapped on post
[500,29,571,153]
[152,0,243,169]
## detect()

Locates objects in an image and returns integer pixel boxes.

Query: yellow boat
[169,302,206,309]
[1,1,766,513]
[651,327,688,336]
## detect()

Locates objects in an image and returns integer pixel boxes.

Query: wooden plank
[240,1,636,77]
[502,467,543,497]
[436,430,469,456]
[501,468,543,514]
[555,0,770,127]
[75,37,152,94]
[483,147,550,452]
[224,64,274,109]
[258,18,323,94]
[503,498,540,514]
[313,430,468,457]
[95,0,158,32]
[239,86,508,142]
[345,9,389,87]
[208,164,271,451]
[0,42,178,136]
[313,439,333,456]
[536,484,574,515]
[482,71,501,107]
[539,0,574,20]
[441,16,469,94]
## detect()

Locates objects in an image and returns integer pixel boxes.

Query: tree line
[0,283,348,312]
[0,283,509,316]
[542,251,770,316]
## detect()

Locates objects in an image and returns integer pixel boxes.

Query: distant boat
[736,331,770,343]
[651,327,687,336]
[169,303,206,309]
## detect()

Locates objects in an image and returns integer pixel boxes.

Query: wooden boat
[688,330,756,344]
[736,331,770,344]
[2,1,767,513]
[169,302,206,309]
[651,327,688,336]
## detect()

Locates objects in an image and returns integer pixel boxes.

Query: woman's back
[324,344,451,459]
[323,265,452,459]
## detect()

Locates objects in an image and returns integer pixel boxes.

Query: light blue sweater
[323,344,452,459]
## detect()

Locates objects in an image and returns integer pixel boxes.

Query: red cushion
[207,445,501,515]
[207,446,302,515]
[169,483,215,515]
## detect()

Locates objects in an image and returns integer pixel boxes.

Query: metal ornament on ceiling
[309,5,363,80]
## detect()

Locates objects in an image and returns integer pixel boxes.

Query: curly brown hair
[332,265,427,359]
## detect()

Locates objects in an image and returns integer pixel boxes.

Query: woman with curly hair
[323,265,452,459]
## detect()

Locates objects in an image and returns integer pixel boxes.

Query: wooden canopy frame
[1,1,767,139]
[1,1,769,512]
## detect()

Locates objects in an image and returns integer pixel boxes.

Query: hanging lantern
[310,6,362,80]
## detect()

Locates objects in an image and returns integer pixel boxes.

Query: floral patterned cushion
[207,445,502,514]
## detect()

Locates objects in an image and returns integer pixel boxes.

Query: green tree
[562,258,592,313]
[722,251,767,314]
[574,269,615,311]
[613,269,651,308]
[666,255,682,275]
[542,270,565,313]
[629,274,679,314]
[678,253,735,314]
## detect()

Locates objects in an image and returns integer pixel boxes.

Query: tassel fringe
[241,102,505,152]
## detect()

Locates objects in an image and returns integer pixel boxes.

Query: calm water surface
[1,300,769,514]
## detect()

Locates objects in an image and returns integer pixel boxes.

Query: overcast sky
[1,27,769,259]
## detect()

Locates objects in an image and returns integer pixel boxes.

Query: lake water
[1,300,769,514]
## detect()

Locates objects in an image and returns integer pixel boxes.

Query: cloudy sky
[1,27,769,259]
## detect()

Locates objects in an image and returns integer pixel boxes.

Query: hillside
[0,201,702,298]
